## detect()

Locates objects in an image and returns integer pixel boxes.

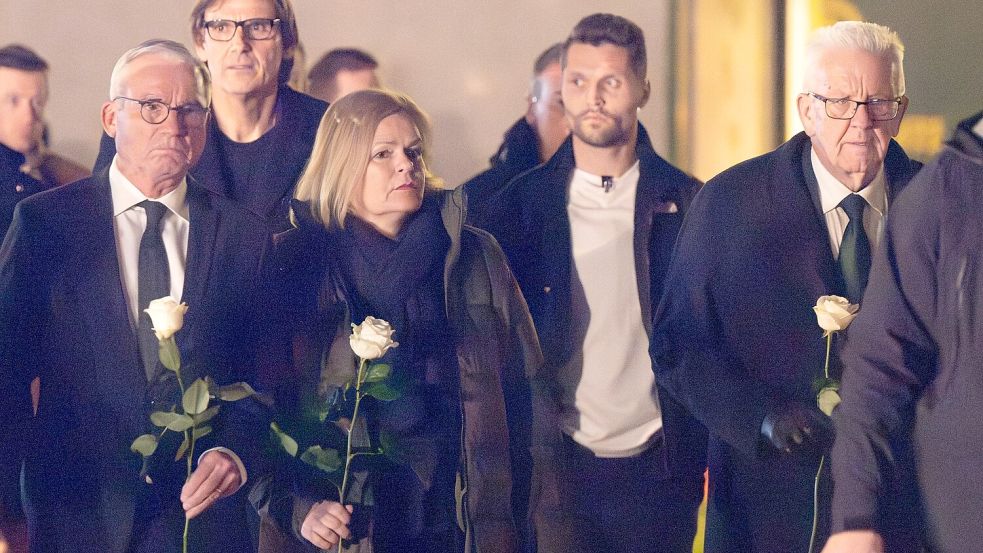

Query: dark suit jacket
[481,125,708,550]
[651,132,921,553]
[0,171,270,553]
[93,86,328,224]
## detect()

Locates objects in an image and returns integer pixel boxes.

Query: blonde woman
[255,89,551,553]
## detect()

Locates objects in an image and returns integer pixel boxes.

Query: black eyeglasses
[114,97,209,127]
[806,92,902,121]
[203,18,281,41]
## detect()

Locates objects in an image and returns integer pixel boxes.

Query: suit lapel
[180,181,217,325]
[795,139,845,297]
[74,177,146,396]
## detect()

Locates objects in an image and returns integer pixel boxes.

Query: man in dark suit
[482,14,706,553]
[0,40,269,552]
[0,44,56,238]
[652,21,921,553]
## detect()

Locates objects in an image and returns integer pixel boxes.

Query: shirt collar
[811,147,887,217]
[109,156,190,220]
[572,160,641,191]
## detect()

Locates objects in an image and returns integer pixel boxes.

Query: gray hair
[108,39,211,106]
[803,21,906,96]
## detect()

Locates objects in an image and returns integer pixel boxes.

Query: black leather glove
[761,403,834,458]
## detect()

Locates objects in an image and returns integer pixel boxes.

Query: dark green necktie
[137,200,170,380]
[838,194,871,304]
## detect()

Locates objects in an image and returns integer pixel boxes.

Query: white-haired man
[0,39,269,552]
[652,21,922,552]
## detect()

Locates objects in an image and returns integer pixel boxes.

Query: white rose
[144,296,189,341]
[813,295,859,334]
[817,387,842,416]
[349,316,399,360]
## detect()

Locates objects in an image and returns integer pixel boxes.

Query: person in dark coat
[251,89,547,553]
[0,40,269,553]
[1,45,56,239]
[822,111,983,553]
[652,21,922,553]
[463,42,569,227]
[481,14,707,553]
[93,0,327,227]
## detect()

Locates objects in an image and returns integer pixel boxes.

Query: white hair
[803,21,906,96]
[108,39,211,106]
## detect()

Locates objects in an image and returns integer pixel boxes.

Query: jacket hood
[946,111,983,165]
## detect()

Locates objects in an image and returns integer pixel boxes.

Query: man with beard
[480,13,706,553]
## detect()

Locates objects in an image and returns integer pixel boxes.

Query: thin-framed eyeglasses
[806,92,902,121]
[203,18,281,41]
[113,97,209,127]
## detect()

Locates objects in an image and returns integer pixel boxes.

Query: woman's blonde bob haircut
[294,89,442,229]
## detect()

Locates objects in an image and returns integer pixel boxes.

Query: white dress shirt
[109,158,246,486]
[811,148,888,258]
[561,161,664,458]
[109,158,189,327]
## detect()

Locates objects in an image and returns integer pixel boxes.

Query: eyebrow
[373,138,422,146]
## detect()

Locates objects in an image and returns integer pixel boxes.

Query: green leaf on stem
[150,411,194,432]
[216,381,257,402]
[300,445,342,474]
[159,337,180,373]
[363,363,391,383]
[193,405,220,425]
[270,422,299,457]
[131,433,159,457]
[193,425,212,441]
[362,381,400,401]
[175,434,190,461]
[183,378,210,415]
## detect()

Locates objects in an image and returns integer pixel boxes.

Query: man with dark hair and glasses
[652,21,923,553]
[0,39,270,553]
[94,0,327,229]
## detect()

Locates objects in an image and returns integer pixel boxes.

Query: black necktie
[838,194,871,304]
[137,200,170,380]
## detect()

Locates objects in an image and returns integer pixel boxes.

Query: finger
[185,486,224,519]
[304,521,341,549]
[322,502,353,526]
[182,458,230,507]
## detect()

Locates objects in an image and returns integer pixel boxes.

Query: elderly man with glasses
[651,21,923,553]
[95,0,327,229]
[0,39,270,553]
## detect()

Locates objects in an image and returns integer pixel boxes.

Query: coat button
[543,286,551,293]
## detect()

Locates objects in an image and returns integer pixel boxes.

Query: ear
[797,93,817,137]
[638,79,651,109]
[887,96,909,138]
[525,94,537,125]
[193,33,208,61]
[101,101,118,138]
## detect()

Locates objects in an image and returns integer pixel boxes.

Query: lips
[395,181,417,191]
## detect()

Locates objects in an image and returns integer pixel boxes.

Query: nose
[394,151,415,174]
[586,81,604,110]
[228,25,251,51]
[851,102,873,129]
[159,108,190,135]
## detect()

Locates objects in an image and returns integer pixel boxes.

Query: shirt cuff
[199,446,248,491]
